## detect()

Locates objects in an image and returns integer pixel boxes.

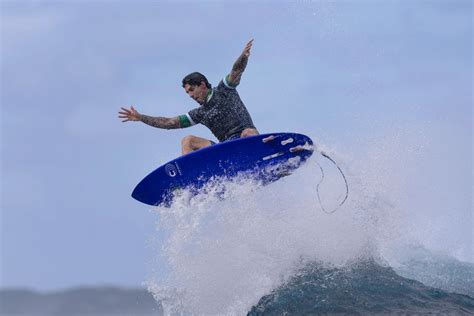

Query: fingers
[243,39,254,57]
[245,39,254,50]
[118,109,130,118]
[120,105,137,111]
[120,106,133,113]
[118,106,135,122]
[118,114,130,122]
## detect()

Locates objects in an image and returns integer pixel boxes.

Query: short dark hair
[182,72,211,89]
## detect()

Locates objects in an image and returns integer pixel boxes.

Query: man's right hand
[119,106,141,122]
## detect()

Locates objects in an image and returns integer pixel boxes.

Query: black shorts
[210,132,241,145]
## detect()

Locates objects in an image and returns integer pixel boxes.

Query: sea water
[146,132,473,315]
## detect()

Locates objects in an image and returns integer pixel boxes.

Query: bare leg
[181,135,213,155]
[240,128,259,138]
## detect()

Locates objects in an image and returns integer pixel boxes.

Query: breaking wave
[146,133,473,315]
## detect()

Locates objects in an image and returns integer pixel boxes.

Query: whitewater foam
[146,126,472,314]
[146,148,393,314]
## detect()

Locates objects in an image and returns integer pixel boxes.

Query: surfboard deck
[132,132,314,206]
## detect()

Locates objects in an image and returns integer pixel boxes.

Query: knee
[181,135,196,147]
[240,128,259,138]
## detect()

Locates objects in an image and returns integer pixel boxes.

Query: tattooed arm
[118,106,182,129]
[227,39,254,85]
[139,114,181,129]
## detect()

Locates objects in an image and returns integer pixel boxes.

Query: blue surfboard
[132,132,314,206]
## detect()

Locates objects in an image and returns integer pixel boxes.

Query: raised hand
[118,106,141,122]
[242,39,254,57]
[229,39,254,84]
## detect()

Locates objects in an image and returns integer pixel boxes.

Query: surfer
[118,39,259,154]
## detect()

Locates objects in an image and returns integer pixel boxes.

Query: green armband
[178,115,191,128]
[225,74,239,88]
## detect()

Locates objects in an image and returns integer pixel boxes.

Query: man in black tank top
[118,40,259,155]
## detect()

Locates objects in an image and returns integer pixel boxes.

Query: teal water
[248,259,474,315]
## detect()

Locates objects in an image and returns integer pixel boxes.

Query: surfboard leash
[315,151,349,214]
[262,134,348,213]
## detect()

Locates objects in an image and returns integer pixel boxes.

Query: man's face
[184,82,208,105]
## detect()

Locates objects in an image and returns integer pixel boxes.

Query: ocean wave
[146,137,473,315]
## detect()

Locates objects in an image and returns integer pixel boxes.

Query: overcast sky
[1,0,472,290]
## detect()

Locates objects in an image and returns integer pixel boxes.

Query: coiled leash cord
[315,151,349,214]
[261,135,348,213]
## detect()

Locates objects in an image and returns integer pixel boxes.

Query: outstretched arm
[227,39,254,86]
[118,106,181,129]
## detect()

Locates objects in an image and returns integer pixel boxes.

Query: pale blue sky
[1,0,472,290]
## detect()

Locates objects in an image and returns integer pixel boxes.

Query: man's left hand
[242,39,254,57]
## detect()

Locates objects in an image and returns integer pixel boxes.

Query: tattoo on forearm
[140,115,180,129]
[232,54,248,73]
